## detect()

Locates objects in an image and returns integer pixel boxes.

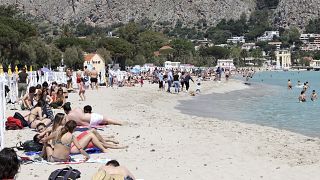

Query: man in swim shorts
[83,105,123,126]
[90,67,99,90]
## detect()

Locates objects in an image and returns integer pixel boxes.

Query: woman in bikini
[79,78,86,101]
[40,114,126,157]
[25,100,51,129]
[42,120,90,162]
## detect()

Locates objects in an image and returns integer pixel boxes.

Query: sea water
[177,71,320,137]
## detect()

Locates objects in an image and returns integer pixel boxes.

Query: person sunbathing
[82,105,123,126]
[41,120,91,162]
[38,114,127,152]
[24,100,51,129]
[63,103,123,126]
[98,160,135,180]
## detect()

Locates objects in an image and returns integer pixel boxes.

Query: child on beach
[79,78,86,101]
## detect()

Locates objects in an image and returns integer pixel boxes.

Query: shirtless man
[99,160,135,180]
[63,103,123,126]
[311,90,318,101]
[90,67,99,90]
[82,105,122,126]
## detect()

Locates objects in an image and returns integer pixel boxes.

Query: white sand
[4,79,320,180]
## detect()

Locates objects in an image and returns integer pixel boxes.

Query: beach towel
[32,157,112,165]
[76,125,105,132]
[25,147,102,156]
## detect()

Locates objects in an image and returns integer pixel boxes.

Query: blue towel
[25,147,102,156]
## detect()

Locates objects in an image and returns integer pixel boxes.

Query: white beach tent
[0,76,6,150]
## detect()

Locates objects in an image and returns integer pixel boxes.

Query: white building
[275,50,291,69]
[227,36,245,44]
[242,43,257,51]
[300,34,320,51]
[257,31,280,41]
[309,59,320,68]
[216,59,236,70]
[164,61,180,69]
[268,42,282,50]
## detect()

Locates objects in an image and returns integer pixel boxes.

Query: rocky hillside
[0,0,319,29]
[0,0,255,27]
[273,0,320,29]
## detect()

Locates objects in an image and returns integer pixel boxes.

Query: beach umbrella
[15,66,18,74]
[0,65,3,75]
[41,67,51,73]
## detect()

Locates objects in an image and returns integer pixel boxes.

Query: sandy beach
[4,79,320,180]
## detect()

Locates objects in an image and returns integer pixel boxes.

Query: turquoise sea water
[177,71,320,137]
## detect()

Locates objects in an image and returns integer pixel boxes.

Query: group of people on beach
[287,79,318,102]
[2,67,137,179]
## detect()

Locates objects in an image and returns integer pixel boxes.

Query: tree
[280,27,301,48]
[137,31,167,60]
[199,46,230,60]
[169,38,194,60]
[97,48,112,64]
[64,46,83,69]
[230,47,242,66]
[117,22,140,44]
[206,29,231,44]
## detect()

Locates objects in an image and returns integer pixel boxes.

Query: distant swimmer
[288,79,292,89]
[311,90,318,101]
[299,91,306,102]
[303,83,308,92]
[297,80,302,86]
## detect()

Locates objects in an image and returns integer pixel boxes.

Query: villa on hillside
[83,53,105,72]
[227,36,245,44]
[300,33,320,51]
[257,31,279,41]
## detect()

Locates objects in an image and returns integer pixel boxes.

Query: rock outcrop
[0,0,256,26]
[274,0,320,29]
[0,0,319,29]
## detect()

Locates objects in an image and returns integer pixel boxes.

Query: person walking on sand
[184,72,194,92]
[18,67,29,100]
[79,78,86,101]
[167,69,173,93]
[173,71,180,93]
[90,67,99,90]
[311,90,317,101]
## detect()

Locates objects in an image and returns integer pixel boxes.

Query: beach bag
[91,170,124,180]
[16,140,43,152]
[49,166,81,180]
[13,112,28,127]
[6,117,23,130]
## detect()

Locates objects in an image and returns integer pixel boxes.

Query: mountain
[0,0,319,29]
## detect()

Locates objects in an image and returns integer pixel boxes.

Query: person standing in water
[311,90,318,101]
[287,79,292,89]
[299,91,306,102]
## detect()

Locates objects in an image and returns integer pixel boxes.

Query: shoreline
[4,78,320,179]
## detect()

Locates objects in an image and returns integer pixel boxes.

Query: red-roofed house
[83,53,105,72]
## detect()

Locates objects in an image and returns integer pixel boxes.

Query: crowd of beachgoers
[0,65,237,179]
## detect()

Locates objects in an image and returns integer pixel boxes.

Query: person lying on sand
[63,103,123,126]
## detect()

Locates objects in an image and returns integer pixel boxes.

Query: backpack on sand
[49,166,81,180]
[13,112,28,127]
[16,140,43,152]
